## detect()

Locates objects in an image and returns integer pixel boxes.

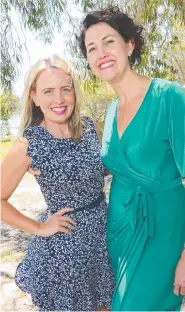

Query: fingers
[57,215,76,226]
[174,285,185,296]
[58,226,72,234]
[180,286,185,296]
[59,221,75,231]
[55,207,74,216]
[174,284,180,296]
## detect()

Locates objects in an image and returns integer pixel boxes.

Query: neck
[42,119,71,139]
[110,68,150,102]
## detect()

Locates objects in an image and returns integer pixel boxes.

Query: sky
[14,32,68,96]
[12,5,84,97]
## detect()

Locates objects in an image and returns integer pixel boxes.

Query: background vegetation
[1,0,185,138]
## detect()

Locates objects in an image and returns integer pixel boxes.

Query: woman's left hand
[174,255,185,296]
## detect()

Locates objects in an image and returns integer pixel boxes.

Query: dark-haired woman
[79,7,185,311]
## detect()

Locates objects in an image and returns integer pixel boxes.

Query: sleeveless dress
[101,79,185,311]
[15,117,114,311]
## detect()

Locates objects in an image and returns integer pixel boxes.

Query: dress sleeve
[166,82,185,178]
[23,127,39,170]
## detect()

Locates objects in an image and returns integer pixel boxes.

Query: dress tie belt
[126,186,154,238]
[113,175,182,239]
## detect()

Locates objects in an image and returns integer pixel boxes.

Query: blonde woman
[1,55,114,311]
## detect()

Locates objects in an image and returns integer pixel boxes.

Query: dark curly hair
[79,6,145,68]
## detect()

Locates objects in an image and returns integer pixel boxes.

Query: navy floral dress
[15,117,114,311]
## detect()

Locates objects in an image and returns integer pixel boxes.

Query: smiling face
[85,22,134,82]
[31,67,75,125]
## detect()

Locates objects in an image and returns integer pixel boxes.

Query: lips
[51,106,67,115]
[99,60,115,70]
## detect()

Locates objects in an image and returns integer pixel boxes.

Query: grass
[1,250,25,263]
[1,135,14,143]
[0,141,13,161]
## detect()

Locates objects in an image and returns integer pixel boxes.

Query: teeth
[100,61,115,69]
[52,107,66,112]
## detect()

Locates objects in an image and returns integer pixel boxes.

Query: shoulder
[81,116,102,142]
[82,116,102,131]
[23,125,48,148]
[11,138,28,154]
[23,125,41,140]
[153,78,185,97]
[1,138,30,167]
[22,125,47,158]
[107,98,119,111]
[81,116,95,132]
[103,98,118,129]
[152,78,185,112]
[81,115,93,126]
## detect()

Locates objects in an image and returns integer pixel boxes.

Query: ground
[1,173,45,311]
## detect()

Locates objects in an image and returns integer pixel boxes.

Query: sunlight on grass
[1,250,25,263]
[0,141,13,161]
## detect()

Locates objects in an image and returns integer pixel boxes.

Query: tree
[117,0,185,83]
[0,92,20,138]
[1,0,185,90]
[0,92,20,121]
[81,78,116,127]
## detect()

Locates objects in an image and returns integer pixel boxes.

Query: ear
[128,39,135,56]
[30,91,39,106]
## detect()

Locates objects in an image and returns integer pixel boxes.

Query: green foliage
[0,92,20,121]
[0,102,9,121]
[81,78,116,127]
[1,0,67,90]
[115,0,185,83]
[0,0,185,90]
[0,135,14,143]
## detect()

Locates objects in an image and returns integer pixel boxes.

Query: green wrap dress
[101,78,185,311]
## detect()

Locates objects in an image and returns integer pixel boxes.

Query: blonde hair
[20,55,83,140]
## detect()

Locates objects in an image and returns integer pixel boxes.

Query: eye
[105,39,114,45]
[62,87,72,94]
[44,89,53,95]
[88,47,96,53]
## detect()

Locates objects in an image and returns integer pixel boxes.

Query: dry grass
[0,141,13,161]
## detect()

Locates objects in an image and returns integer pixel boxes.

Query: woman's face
[31,67,75,124]
[85,22,134,82]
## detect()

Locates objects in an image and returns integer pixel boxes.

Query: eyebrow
[42,85,72,92]
[42,87,54,92]
[87,35,115,47]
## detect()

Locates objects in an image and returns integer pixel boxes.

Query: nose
[54,90,65,104]
[98,45,108,59]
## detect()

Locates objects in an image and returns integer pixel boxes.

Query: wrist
[35,222,46,236]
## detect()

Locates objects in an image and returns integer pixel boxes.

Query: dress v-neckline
[115,78,155,141]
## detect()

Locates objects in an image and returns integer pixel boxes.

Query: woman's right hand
[37,208,76,237]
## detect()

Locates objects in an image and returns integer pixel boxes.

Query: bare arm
[1,139,76,237]
[1,139,40,234]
